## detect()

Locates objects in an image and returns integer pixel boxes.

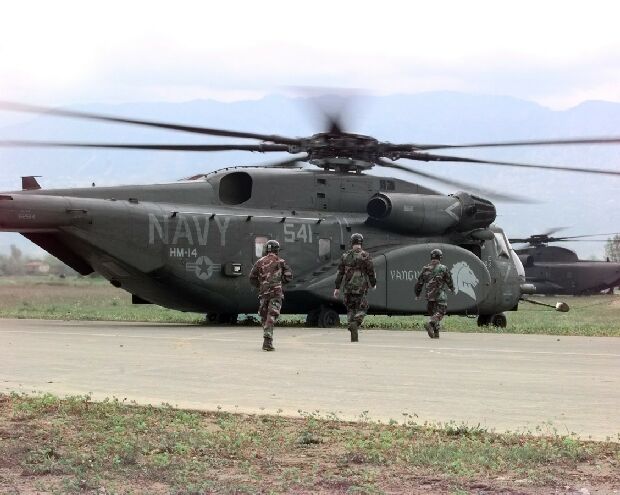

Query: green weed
[1,276,619,336]
[2,392,609,493]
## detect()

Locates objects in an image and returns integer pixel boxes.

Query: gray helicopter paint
[515,244,620,295]
[384,243,490,314]
[147,213,231,247]
[0,167,526,317]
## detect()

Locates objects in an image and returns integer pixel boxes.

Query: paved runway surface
[1,319,619,439]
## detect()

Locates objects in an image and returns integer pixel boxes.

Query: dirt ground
[1,457,619,494]
[0,395,618,495]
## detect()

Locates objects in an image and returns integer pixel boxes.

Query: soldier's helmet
[430,248,443,260]
[265,239,280,254]
[350,233,364,246]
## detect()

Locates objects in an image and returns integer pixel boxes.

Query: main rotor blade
[293,86,360,134]
[0,101,300,145]
[541,226,568,237]
[398,151,620,177]
[261,154,309,168]
[376,159,531,203]
[550,239,616,242]
[554,232,620,241]
[508,228,567,244]
[415,136,620,150]
[508,232,620,243]
[0,140,290,152]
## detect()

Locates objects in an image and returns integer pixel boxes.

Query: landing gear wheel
[317,306,340,328]
[206,313,238,325]
[305,308,321,327]
[491,313,507,328]
[477,315,492,327]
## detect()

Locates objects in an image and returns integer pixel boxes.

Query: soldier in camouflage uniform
[249,240,293,351]
[333,233,377,342]
[415,248,454,339]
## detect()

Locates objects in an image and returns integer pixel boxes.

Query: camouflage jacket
[249,253,293,298]
[414,260,454,303]
[335,247,377,295]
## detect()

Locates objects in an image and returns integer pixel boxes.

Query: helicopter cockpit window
[494,233,510,258]
[318,238,331,260]
[255,236,268,258]
[505,236,526,277]
[219,172,253,205]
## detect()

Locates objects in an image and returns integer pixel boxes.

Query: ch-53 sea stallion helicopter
[0,100,619,327]
[510,229,620,295]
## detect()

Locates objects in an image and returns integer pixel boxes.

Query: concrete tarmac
[1,319,619,440]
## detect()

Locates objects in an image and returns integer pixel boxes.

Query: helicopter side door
[245,217,324,311]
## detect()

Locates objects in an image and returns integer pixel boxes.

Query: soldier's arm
[249,262,260,288]
[414,268,426,297]
[365,256,377,288]
[445,268,455,293]
[334,256,346,289]
[281,260,293,285]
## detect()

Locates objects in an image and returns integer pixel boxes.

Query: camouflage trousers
[259,297,282,338]
[344,293,369,328]
[427,301,447,330]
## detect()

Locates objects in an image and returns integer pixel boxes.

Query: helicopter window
[319,238,331,260]
[219,172,252,205]
[494,233,510,258]
[255,236,268,258]
[511,251,526,277]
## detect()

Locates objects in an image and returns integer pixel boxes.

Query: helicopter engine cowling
[366,191,496,235]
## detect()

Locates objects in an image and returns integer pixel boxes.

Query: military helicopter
[510,229,620,295]
[0,100,619,328]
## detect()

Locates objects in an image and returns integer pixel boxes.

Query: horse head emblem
[451,261,479,300]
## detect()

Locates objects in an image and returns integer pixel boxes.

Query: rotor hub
[309,157,373,173]
[301,132,380,164]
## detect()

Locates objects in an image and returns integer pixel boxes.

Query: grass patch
[1,393,618,494]
[0,276,619,336]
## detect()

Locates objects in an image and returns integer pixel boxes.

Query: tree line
[0,245,78,276]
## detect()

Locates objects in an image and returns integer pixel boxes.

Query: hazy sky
[1,0,619,109]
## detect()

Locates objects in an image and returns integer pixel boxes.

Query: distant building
[24,260,51,275]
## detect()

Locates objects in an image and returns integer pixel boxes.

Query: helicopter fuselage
[0,167,528,321]
[517,246,620,295]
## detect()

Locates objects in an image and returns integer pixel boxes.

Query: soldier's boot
[349,322,359,342]
[262,337,275,351]
[424,322,434,339]
[431,321,440,338]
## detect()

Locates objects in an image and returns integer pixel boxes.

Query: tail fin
[21,176,42,190]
